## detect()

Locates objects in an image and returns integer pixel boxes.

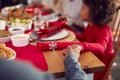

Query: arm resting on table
[64,55,88,80]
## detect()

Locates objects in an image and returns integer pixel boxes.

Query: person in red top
[69,0,114,79]
[75,0,115,80]
[37,0,116,80]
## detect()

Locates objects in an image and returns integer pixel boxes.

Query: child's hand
[63,45,81,60]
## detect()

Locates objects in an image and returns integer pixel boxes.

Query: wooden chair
[104,5,120,80]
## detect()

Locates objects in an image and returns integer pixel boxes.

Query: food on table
[7,18,30,26]
[0,49,6,59]
[0,43,15,59]
[0,30,12,43]
[12,35,28,40]
[0,43,6,49]
[21,13,35,19]
[2,7,35,21]
[5,13,35,21]
[7,18,32,31]
[9,27,25,35]
[8,8,23,17]
[12,29,21,31]
[0,30,12,37]
[11,34,30,47]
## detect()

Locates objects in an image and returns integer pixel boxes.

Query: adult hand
[63,44,81,60]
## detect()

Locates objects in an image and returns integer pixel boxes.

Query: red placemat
[6,42,48,71]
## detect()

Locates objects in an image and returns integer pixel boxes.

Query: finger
[63,49,67,54]
[77,46,81,50]
[67,46,71,49]
[75,47,81,51]
[71,45,81,51]
[67,46,73,50]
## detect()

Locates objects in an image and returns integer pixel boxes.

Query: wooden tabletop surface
[43,40,105,78]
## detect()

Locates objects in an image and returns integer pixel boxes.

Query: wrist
[64,54,80,68]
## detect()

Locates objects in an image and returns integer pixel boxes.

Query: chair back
[104,5,120,80]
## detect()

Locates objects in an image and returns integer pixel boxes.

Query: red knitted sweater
[76,25,114,80]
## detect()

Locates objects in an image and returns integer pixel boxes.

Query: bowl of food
[0,43,16,60]
[1,4,23,16]
[7,18,32,31]
[9,27,25,35]
[11,34,30,47]
[0,30,12,43]
[22,12,36,20]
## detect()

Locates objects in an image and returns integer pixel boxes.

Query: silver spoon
[30,31,39,42]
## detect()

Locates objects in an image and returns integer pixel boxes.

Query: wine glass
[34,13,45,31]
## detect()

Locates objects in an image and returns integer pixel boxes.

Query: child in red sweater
[76,0,115,80]
[37,0,116,80]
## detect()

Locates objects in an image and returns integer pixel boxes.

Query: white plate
[0,36,11,43]
[40,30,68,41]
[43,13,59,22]
[46,17,59,22]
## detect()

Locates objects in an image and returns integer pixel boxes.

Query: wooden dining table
[43,38,105,78]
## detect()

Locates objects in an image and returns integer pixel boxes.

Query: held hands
[63,44,82,60]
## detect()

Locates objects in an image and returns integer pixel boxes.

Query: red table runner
[6,42,48,71]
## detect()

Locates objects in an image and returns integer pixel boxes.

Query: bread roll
[0,49,6,59]
[0,43,6,50]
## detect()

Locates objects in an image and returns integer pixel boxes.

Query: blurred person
[0,60,54,80]
[55,0,88,33]
[55,0,82,21]
[0,45,87,80]
[55,0,88,28]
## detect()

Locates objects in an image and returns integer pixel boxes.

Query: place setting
[30,21,75,43]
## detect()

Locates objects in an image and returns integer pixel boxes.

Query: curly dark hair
[83,0,116,26]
